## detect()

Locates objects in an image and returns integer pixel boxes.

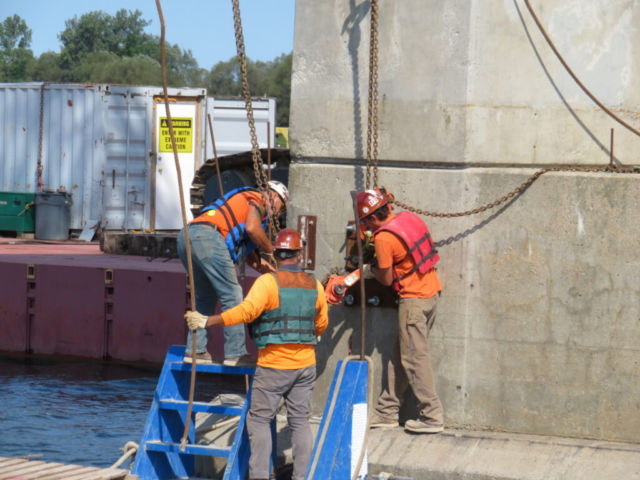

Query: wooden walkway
[0,456,132,480]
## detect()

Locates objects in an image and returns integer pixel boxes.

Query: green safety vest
[250,269,318,349]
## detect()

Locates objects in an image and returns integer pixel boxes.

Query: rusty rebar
[207,113,225,196]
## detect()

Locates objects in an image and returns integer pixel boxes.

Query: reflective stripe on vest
[374,211,440,291]
[250,270,318,349]
[200,187,268,263]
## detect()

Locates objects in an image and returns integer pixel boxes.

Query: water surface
[0,355,243,469]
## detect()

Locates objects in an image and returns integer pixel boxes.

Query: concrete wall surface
[291,0,640,165]
[289,0,640,446]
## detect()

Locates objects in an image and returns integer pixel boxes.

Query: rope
[107,441,138,470]
[154,0,198,451]
[16,202,33,217]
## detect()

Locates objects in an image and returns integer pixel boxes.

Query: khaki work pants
[375,295,444,426]
[248,365,316,480]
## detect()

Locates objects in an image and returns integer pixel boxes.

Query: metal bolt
[307,259,313,265]
[367,296,380,306]
[309,220,314,225]
[345,294,355,306]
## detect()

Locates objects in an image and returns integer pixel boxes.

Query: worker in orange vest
[177,181,289,366]
[185,228,328,480]
[357,188,444,434]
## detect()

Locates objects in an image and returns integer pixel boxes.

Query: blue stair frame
[306,360,369,480]
[131,345,275,480]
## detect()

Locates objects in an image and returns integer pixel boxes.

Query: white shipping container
[0,83,276,232]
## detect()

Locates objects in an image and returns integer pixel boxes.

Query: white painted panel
[155,104,197,230]
[351,403,368,479]
[207,97,276,159]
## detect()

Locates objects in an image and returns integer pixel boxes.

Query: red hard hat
[356,189,390,219]
[274,228,303,250]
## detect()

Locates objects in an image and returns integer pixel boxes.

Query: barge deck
[0,238,258,364]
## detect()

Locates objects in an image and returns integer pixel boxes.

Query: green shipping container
[0,192,36,236]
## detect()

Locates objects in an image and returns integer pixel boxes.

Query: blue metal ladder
[131,345,269,480]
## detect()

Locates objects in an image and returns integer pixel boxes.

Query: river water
[0,355,244,469]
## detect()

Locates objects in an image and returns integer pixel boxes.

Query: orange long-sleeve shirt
[221,267,329,369]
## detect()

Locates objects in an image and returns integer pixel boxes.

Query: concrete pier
[288,0,640,476]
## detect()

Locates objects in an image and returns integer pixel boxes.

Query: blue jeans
[177,224,247,358]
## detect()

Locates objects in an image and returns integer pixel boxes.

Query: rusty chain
[365,0,380,190]
[36,82,49,191]
[231,0,279,239]
[391,165,637,218]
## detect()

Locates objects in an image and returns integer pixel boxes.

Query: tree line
[0,11,292,126]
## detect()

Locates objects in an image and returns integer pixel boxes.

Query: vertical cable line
[154,0,198,451]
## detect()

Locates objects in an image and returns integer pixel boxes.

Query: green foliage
[58,9,155,70]
[0,15,35,82]
[0,11,293,126]
[25,52,65,82]
[74,51,162,85]
[205,53,293,126]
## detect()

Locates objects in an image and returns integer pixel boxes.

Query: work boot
[223,353,257,367]
[404,418,444,434]
[183,351,213,364]
[370,414,399,428]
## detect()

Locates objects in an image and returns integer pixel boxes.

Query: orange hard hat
[274,228,303,250]
[356,189,391,219]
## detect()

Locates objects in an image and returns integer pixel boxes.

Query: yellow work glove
[263,252,277,268]
[185,311,208,330]
[362,264,376,280]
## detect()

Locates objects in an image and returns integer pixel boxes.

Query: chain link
[391,165,637,218]
[365,0,380,189]
[231,0,279,238]
[36,82,49,191]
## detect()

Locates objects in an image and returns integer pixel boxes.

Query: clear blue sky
[1,0,296,70]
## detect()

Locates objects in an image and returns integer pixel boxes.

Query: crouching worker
[185,228,328,480]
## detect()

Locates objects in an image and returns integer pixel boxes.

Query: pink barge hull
[0,239,258,364]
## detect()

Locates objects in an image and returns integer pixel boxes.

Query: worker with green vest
[185,228,329,480]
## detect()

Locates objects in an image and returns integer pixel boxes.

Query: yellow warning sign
[159,117,193,153]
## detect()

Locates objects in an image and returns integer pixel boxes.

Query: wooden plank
[2,463,64,478]
[0,458,128,480]
[22,464,85,479]
[57,467,102,480]
[0,459,28,470]
[0,461,48,478]
[87,469,130,480]
[36,466,99,480]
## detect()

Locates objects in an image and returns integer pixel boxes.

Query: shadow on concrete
[514,0,614,161]
[342,0,372,191]
[434,188,526,249]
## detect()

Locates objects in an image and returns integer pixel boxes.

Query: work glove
[263,251,277,268]
[185,311,208,330]
[362,263,376,280]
